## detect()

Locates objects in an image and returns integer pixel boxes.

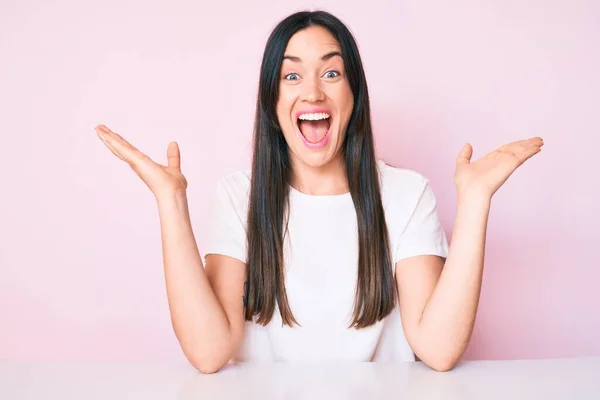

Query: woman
[95,11,543,373]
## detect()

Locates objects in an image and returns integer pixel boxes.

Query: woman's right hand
[95,124,188,198]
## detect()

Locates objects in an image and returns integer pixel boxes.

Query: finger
[96,125,139,152]
[499,137,543,152]
[520,137,544,149]
[456,143,473,166]
[167,141,181,169]
[509,138,544,157]
[95,125,147,164]
[96,128,135,161]
[514,144,542,165]
[97,129,126,161]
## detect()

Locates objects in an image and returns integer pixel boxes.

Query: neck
[289,152,348,195]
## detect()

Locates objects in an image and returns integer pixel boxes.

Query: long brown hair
[245,10,395,329]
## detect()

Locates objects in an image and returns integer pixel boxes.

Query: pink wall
[1,0,598,362]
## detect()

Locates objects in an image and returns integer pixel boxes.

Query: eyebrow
[282,51,342,62]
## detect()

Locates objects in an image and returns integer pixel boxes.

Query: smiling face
[276,25,354,170]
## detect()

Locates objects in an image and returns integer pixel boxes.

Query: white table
[1,357,598,399]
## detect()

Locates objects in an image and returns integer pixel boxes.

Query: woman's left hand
[454,137,544,199]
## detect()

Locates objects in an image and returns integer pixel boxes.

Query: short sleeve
[203,178,248,264]
[394,179,449,263]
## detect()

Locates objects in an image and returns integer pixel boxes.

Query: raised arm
[396,138,543,371]
[157,192,246,373]
[95,125,246,373]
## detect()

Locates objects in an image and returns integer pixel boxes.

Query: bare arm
[396,194,489,372]
[157,191,246,374]
[396,138,543,371]
[94,124,245,374]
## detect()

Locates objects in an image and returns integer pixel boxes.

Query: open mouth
[295,112,331,144]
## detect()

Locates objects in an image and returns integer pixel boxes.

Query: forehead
[283,26,341,60]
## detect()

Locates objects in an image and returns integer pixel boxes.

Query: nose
[301,75,326,103]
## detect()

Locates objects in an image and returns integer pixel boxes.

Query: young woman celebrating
[95,11,543,373]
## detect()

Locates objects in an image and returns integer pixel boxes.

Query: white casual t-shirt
[201,159,449,362]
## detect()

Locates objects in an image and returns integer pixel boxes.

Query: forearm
[156,191,233,369]
[416,191,491,368]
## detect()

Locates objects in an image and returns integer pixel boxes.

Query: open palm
[454,137,544,198]
[95,124,188,198]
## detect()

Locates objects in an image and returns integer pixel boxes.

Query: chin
[293,141,344,169]
[297,155,332,168]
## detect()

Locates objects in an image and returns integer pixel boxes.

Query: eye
[324,70,340,78]
[284,73,300,81]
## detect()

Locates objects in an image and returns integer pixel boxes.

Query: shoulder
[216,168,251,193]
[376,159,443,228]
[376,159,430,200]
[376,160,447,255]
[213,168,252,212]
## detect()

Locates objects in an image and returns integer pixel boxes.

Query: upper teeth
[298,112,330,121]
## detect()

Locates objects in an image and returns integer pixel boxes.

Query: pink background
[1,0,598,362]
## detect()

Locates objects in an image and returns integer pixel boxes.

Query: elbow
[178,333,236,374]
[185,349,230,374]
[189,355,226,374]
[425,354,460,372]
[429,360,457,372]
[194,363,222,375]
[412,337,465,372]
[416,347,461,372]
